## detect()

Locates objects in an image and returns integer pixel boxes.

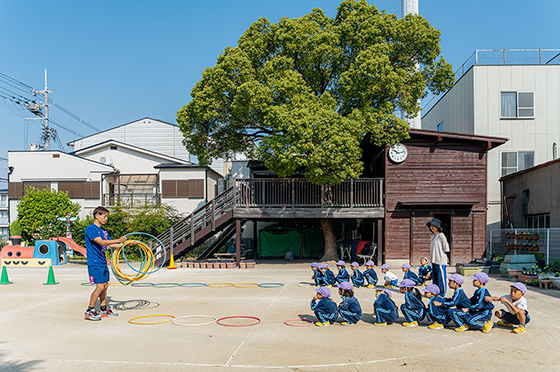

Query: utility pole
[26,69,54,150]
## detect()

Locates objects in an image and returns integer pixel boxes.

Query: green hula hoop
[258,283,284,288]
[131,282,155,287]
[152,282,180,288]
[179,283,207,287]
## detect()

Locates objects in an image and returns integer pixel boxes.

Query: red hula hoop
[284,318,314,327]
[216,316,261,327]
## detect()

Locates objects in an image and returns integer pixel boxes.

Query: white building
[422,49,560,231]
[8,118,223,222]
[0,189,9,237]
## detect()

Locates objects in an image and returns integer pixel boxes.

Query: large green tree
[177,0,454,260]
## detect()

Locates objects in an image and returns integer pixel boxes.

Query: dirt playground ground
[0,260,559,371]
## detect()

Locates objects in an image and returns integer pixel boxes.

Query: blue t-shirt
[85,224,110,266]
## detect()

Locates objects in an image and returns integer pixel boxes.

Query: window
[0,194,7,208]
[525,214,550,229]
[501,151,534,176]
[437,121,444,131]
[0,211,8,225]
[501,92,534,118]
[553,143,557,160]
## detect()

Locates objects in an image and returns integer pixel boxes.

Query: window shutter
[162,180,177,198]
[84,182,100,199]
[24,182,49,194]
[188,179,204,198]
[58,182,73,196]
[177,180,189,198]
[71,182,84,198]
[8,182,23,199]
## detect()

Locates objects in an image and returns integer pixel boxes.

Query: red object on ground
[356,241,372,254]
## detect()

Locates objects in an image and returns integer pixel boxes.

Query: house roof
[407,129,508,148]
[67,117,177,146]
[71,139,191,165]
[8,150,115,169]
[500,157,560,181]
[154,163,222,179]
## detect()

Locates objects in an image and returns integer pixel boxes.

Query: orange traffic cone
[167,254,177,270]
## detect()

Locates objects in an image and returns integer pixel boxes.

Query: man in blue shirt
[84,206,126,321]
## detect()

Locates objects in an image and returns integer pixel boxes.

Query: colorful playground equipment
[0,239,69,267]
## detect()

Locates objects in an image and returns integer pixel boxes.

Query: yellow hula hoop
[232,283,259,288]
[112,240,155,284]
[128,314,175,325]
[207,283,234,287]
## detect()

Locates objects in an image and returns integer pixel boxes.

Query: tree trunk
[320,218,338,261]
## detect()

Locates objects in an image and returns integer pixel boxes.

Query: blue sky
[1,0,559,176]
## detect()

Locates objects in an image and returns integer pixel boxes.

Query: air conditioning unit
[99,156,112,165]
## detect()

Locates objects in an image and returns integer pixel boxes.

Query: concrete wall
[502,161,560,228]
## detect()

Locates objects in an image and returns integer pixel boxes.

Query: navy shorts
[498,309,530,325]
[88,265,109,284]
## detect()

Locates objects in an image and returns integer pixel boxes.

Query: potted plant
[527,278,540,287]
[550,272,560,289]
[518,266,539,283]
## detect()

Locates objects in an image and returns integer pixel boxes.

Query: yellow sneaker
[341,321,349,326]
[384,285,393,289]
[497,320,513,327]
[326,285,332,288]
[367,284,374,288]
[428,322,444,329]
[482,321,493,333]
[455,325,468,333]
[513,325,526,334]
[315,321,323,326]
[374,322,387,326]
[315,321,330,327]
[403,321,418,327]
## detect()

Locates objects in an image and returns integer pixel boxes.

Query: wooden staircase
[150,187,235,266]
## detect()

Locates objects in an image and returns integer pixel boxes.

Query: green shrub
[9,220,22,236]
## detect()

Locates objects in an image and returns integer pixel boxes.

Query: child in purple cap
[335,261,350,284]
[423,284,447,329]
[381,264,398,288]
[453,272,494,333]
[337,281,362,325]
[311,262,322,286]
[318,263,336,287]
[485,282,530,334]
[350,262,365,287]
[401,263,420,285]
[399,279,425,327]
[311,286,338,326]
[363,261,378,288]
[418,256,432,286]
[373,288,399,326]
[430,273,470,329]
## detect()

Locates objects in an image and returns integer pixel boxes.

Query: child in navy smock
[381,264,398,288]
[451,272,494,333]
[423,284,447,329]
[485,282,530,334]
[350,262,365,287]
[336,261,350,284]
[429,273,470,329]
[318,263,336,287]
[373,288,399,326]
[337,281,362,325]
[363,260,378,288]
[401,263,420,285]
[418,256,432,286]
[398,279,425,327]
[311,262,322,286]
[310,286,338,326]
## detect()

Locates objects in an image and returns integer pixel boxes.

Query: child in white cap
[318,263,336,287]
[337,281,362,325]
[310,286,338,326]
[418,256,432,286]
[398,279,425,327]
[350,262,365,287]
[363,260,378,288]
[401,263,420,285]
[373,288,399,326]
[335,260,350,284]
[423,284,447,329]
[430,273,470,329]
[485,282,530,334]
[381,264,398,288]
[452,272,494,333]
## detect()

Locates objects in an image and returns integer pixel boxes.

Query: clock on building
[388,144,408,163]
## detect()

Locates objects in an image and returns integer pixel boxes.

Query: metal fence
[488,228,560,264]
[103,193,161,207]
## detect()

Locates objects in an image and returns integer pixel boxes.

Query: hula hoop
[216,316,261,327]
[232,282,259,288]
[80,282,93,286]
[152,282,179,288]
[179,283,207,287]
[207,283,234,288]
[258,283,284,288]
[108,282,126,286]
[284,318,314,327]
[171,315,217,327]
[131,282,155,287]
[128,314,175,325]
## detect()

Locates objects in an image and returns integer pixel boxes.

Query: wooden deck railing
[234,178,384,208]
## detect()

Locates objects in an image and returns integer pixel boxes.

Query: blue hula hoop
[116,232,167,276]
[131,282,155,287]
[258,283,284,288]
[179,283,208,287]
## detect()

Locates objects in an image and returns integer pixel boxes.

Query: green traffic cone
[43,266,59,285]
[1,265,13,285]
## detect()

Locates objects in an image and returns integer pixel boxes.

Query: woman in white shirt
[427,218,450,296]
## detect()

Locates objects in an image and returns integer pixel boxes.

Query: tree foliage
[177,0,454,185]
[16,188,81,244]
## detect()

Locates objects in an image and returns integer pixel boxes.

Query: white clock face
[389,144,408,163]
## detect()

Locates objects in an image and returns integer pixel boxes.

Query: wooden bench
[539,280,552,289]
